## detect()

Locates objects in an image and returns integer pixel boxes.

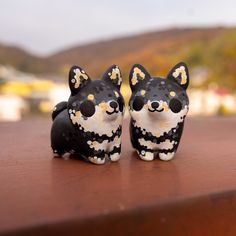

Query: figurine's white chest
[70,106,123,137]
[130,105,188,138]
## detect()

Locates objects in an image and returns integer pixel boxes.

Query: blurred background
[0,0,236,121]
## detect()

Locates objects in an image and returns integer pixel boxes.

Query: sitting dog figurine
[51,65,124,164]
[129,62,189,161]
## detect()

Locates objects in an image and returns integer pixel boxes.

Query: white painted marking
[130,104,188,138]
[138,138,175,151]
[88,156,105,165]
[70,104,123,137]
[139,151,154,161]
[109,153,120,162]
[159,152,175,161]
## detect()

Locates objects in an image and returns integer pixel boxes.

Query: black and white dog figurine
[51,65,124,164]
[129,62,189,161]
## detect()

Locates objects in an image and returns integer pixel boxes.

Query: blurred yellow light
[39,101,51,113]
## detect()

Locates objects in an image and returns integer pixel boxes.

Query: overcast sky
[0,0,236,56]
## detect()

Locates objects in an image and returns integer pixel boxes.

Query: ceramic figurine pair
[51,62,190,164]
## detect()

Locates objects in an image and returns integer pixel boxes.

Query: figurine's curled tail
[52,101,68,121]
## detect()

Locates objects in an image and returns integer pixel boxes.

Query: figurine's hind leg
[158,150,175,161]
[138,149,155,161]
[158,139,177,161]
[88,156,106,164]
[108,145,121,162]
[87,150,106,165]
[52,148,66,157]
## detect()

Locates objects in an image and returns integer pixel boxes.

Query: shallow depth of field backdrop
[0,0,236,121]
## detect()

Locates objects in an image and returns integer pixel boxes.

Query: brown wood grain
[0,116,236,235]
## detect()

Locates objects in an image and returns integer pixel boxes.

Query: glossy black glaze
[128,62,190,161]
[51,65,124,164]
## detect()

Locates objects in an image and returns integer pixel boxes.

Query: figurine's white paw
[109,153,120,162]
[62,152,70,160]
[53,153,60,157]
[159,152,175,161]
[88,156,105,165]
[52,149,61,157]
[139,150,154,161]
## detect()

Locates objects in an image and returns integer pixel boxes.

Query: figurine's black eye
[80,101,95,117]
[169,98,182,113]
[117,97,124,112]
[133,96,144,111]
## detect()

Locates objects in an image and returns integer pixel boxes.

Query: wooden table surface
[0,116,236,236]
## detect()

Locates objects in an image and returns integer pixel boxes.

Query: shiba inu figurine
[129,62,189,161]
[51,65,124,164]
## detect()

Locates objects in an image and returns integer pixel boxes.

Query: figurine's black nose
[110,101,118,109]
[151,101,160,109]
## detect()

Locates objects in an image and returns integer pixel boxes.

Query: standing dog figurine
[51,65,124,164]
[129,62,189,161]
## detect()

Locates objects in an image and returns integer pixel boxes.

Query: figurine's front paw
[138,150,154,161]
[159,151,175,161]
[52,150,60,157]
[88,156,106,165]
[52,149,64,157]
[109,152,121,162]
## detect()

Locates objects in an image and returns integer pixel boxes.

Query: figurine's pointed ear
[167,62,189,90]
[129,64,151,92]
[102,65,122,89]
[69,65,91,95]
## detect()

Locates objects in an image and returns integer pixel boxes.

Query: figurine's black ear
[129,64,151,92]
[102,65,122,89]
[69,65,91,95]
[167,62,189,90]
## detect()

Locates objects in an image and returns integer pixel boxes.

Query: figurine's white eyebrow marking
[140,90,146,96]
[87,94,94,100]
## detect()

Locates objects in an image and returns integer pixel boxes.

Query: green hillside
[0,27,236,90]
